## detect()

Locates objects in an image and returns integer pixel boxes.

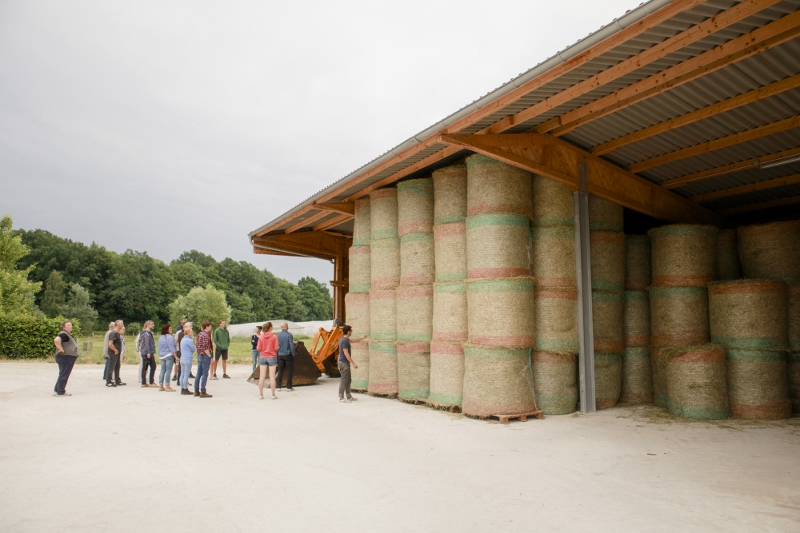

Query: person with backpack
[138,320,157,388]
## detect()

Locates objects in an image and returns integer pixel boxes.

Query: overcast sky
[0,0,642,287]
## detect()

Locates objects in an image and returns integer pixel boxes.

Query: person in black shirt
[105,320,126,387]
[251,325,262,372]
[338,325,359,403]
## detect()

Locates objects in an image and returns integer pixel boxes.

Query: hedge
[0,315,80,359]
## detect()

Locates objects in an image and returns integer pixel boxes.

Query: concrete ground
[0,362,798,532]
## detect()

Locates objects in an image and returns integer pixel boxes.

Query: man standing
[194,321,213,398]
[338,325,358,403]
[139,320,157,388]
[276,322,295,391]
[102,321,115,379]
[106,320,126,387]
[53,320,80,396]
[173,316,188,382]
[211,320,230,379]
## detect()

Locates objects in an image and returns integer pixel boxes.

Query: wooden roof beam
[692,172,800,203]
[314,201,355,215]
[313,212,353,232]
[720,195,800,215]
[253,232,349,260]
[284,210,329,234]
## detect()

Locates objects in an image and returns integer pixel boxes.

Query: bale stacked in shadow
[532,351,578,415]
[737,221,800,282]
[622,289,652,405]
[789,282,800,414]
[709,280,791,419]
[665,344,729,420]
[716,229,741,281]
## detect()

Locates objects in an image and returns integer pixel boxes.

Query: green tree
[105,251,179,323]
[61,283,98,332]
[168,284,231,330]
[297,277,333,320]
[226,291,256,323]
[40,270,66,318]
[0,216,41,317]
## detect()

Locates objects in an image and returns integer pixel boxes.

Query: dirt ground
[1,362,798,532]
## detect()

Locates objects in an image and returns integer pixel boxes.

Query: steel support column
[574,163,596,413]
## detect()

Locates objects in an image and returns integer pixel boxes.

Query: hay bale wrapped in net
[716,229,741,281]
[370,188,398,240]
[665,344,729,420]
[348,245,371,293]
[433,162,467,225]
[531,175,574,226]
[531,226,576,289]
[370,238,400,290]
[726,348,791,419]
[625,235,651,290]
[353,198,371,247]
[649,286,709,346]
[624,290,650,347]
[350,340,370,391]
[397,178,434,236]
[532,350,577,415]
[397,342,431,402]
[651,346,670,408]
[369,289,397,342]
[649,225,718,287]
[466,154,532,219]
[789,282,800,352]
[432,281,467,343]
[588,196,623,232]
[429,341,465,408]
[344,292,369,339]
[592,291,624,353]
[590,231,626,292]
[738,220,800,282]
[462,344,536,417]
[367,341,398,396]
[466,214,531,279]
[534,289,578,351]
[396,284,433,343]
[621,346,652,405]
[467,277,535,348]
[434,222,467,282]
[400,232,435,286]
[708,280,788,351]
[595,351,622,410]
[789,351,800,414]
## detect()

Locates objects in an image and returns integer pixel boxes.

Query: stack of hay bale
[530,176,578,415]
[621,234,652,405]
[463,154,537,419]
[396,178,435,403]
[588,196,626,410]
[429,162,468,411]
[347,198,371,391]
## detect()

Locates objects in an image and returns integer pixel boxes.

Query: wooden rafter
[720,195,800,215]
[593,73,800,156]
[252,232,349,260]
[628,115,800,174]
[537,9,800,136]
[314,201,355,215]
[284,210,329,234]
[693,173,800,203]
[313,212,353,232]
[438,133,724,226]
[660,147,800,189]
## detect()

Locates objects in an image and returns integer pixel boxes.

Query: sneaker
[340,398,351,403]
[141,384,149,388]
[158,385,165,391]
[286,388,294,392]
[271,395,278,400]
[277,388,283,392]
[106,382,116,388]
[199,392,213,398]
[194,390,200,397]
[222,374,230,379]
[116,382,127,386]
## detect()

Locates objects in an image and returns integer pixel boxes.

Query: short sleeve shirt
[58,333,70,343]
[109,331,122,353]
[338,337,351,364]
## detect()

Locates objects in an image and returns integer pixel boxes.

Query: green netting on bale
[432,162,467,225]
[534,289,578,351]
[649,224,718,287]
[651,346,669,408]
[344,292,369,339]
[532,350,577,415]
[625,235,651,290]
[368,341,398,396]
[353,198,371,247]
[738,220,800,283]
[433,222,467,282]
[623,290,650,348]
[665,344,729,420]
[369,289,396,342]
[351,340,370,391]
[531,175,574,227]
[531,226,576,289]
[396,284,433,343]
[789,282,800,352]
[592,290,624,353]
[590,231,626,292]
[432,282,467,343]
[370,238,400,290]
[348,245,371,293]
[588,196,623,232]
[466,214,531,279]
[370,188,398,241]
[466,153,533,219]
[462,344,536,417]
[621,346,652,405]
[709,280,788,351]
[399,232,435,286]
[398,178,434,236]
[428,341,465,409]
[726,348,791,420]
[649,286,709,347]
[397,341,431,402]
[595,351,622,410]
[467,277,535,348]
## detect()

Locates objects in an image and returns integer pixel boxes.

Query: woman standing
[179,323,195,395]
[250,325,262,371]
[157,324,177,392]
[256,322,279,400]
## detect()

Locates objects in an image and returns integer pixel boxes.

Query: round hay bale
[397,341,431,402]
[367,341,398,396]
[531,175,574,227]
[467,277,535,348]
[370,238,400,290]
[462,344,536,417]
[433,162,467,225]
[738,220,800,283]
[708,280,788,351]
[532,350,577,415]
[789,282,800,352]
[624,290,650,347]
[621,346,652,405]
[595,351,622,410]
[396,284,433,343]
[726,348,791,419]
[432,282,467,343]
[649,286,709,346]
[716,229,741,281]
[434,222,467,282]
[350,339,370,391]
[466,214,531,279]
[429,341,465,408]
[353,198,371,247]
[531,226,576,289]
[665,344,729,420]
[400,232,435,286]
[588,196,623,232]
[789,351,800,415]
[592,291,624,353]
[590,231,626,292]
[348,245,371,293]
[397,178,434,236]
[369,188,398,240]
[625,235,651,290]
[344,292,369,339]
[369,289,396,342]
[651,346,670,408]
[534,289,578,351]
[466,154,532,219]
[649,224,718,287]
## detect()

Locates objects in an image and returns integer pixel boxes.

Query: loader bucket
[247,341,322,385]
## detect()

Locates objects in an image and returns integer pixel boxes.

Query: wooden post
[332,239,349,323]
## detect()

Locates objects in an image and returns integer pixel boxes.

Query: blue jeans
[252,349,259,371]
[180,360,192,389]
[158,355,174,385]
[103,357,108,378]
[195,355,211,392]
